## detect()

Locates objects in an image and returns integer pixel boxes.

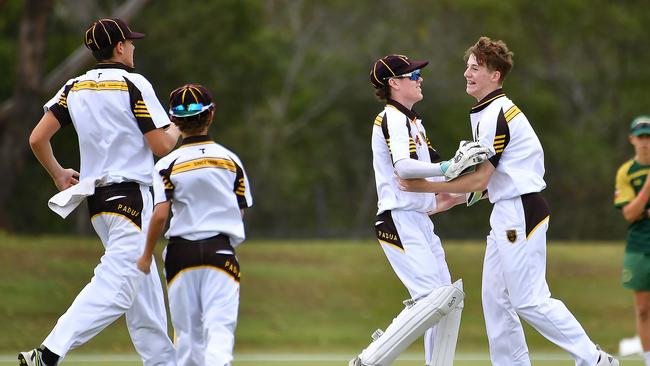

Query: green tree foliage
[3,0,649,239]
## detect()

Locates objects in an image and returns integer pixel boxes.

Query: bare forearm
[31,138,68,183]
[143,213,167,257]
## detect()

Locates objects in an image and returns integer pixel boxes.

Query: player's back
[154,136,252,246]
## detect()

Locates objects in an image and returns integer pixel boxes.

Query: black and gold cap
[168,84,215,118]
[370,54,428,89]
[84,18,145,51]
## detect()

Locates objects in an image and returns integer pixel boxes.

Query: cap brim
[404,60,429,73]
[632,128,650,136]
[127,31,145,39]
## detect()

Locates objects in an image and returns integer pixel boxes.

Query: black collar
[470,88,506,113]
[386,99,420,120]
[93,62,135,73]
[180,135,212,146]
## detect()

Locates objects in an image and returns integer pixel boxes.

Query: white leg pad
[429,280,464,366]
[352,281,464,366]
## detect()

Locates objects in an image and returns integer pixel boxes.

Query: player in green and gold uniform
[614,115,650,366]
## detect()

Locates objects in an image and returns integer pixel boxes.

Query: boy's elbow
[150,141,174,157]
[29,130,43,150]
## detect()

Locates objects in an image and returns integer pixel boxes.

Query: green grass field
[0,233,639,364]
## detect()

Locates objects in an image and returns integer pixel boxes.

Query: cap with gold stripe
[84,18,144,51]
[168,84,215,118]
[370,54,428,89]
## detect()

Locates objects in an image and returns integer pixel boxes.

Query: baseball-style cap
[168,84,214,118]
[84,18,145,51]
[630,115,650,136]
[370,54,429,89]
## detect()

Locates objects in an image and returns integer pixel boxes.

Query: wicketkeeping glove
[440,140,490,180]
[466,190,488,206]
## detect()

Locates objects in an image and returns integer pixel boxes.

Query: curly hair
[464,36,514,83]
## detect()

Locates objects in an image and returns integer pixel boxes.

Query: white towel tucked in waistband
[48,177,104,218]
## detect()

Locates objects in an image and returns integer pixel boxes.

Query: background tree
[2,0,647,240]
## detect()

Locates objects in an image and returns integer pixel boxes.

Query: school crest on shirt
[506,229,517,243]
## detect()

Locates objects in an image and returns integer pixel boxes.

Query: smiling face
[388,72,423,109]
[464,53,501,101]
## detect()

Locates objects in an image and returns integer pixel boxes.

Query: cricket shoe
[595,346,619,366]
[18,349,45,366]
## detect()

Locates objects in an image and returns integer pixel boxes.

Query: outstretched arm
[400,161,494,194]
[29,111,79,191]
[137,201,171,274]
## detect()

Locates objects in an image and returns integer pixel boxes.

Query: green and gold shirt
[615,159,650,253]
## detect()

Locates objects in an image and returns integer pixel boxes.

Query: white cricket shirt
[44,62,170,186]
[469,89,546,203]
[372,100,442,214]
[152,135,253,247]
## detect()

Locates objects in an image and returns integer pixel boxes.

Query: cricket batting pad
[350,281,464,366]
[428,279,464,366]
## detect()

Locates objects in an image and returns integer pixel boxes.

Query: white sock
[644,350,650,366]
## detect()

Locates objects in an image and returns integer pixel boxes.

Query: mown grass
[0,233,634,360]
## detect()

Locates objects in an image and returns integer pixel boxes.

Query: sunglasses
[385,69,422,81]
[169,102,213,117]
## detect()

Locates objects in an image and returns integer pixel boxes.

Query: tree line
[1,0,647,240]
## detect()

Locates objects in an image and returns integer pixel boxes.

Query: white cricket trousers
[42,183,175,366]
[164,236,240,366]
[483,193,599,366]
[376,209,452,365]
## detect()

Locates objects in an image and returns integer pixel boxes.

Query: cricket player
[399,37,618,366]
[354,54,487,366]
[20,18,179,366]
[137,84,252,366]
[614,115,650,366]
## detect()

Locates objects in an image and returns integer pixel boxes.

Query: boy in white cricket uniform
[138,84,252,366]
[365,55,487,365]
[400,37,618,366]
[21,19,180,366]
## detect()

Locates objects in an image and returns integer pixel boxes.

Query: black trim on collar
[470,88,506,113]
[94,62,135,72]
[180,135,212,146]
[386,99,420,120]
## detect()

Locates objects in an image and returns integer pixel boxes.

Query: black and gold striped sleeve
[404,120,418,160]
[233,161,249,209]
[489,109,510,168]
[158,159,178,201]
[425,136,441,163]
[124,77,157,134]
[49,82,76,127]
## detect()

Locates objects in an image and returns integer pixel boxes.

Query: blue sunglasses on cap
[169,102,214,117]
[384,69,422,81]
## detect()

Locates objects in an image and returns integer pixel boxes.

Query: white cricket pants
[483,195,599,366]
[167,268,239,366]
[42,184,175,366]
[378,210,452,365]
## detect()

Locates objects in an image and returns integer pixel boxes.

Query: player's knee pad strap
[356,281,464,366]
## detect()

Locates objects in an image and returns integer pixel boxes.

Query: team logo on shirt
[506,229,517,243]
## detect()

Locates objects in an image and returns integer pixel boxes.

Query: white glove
[440,140,490,180]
